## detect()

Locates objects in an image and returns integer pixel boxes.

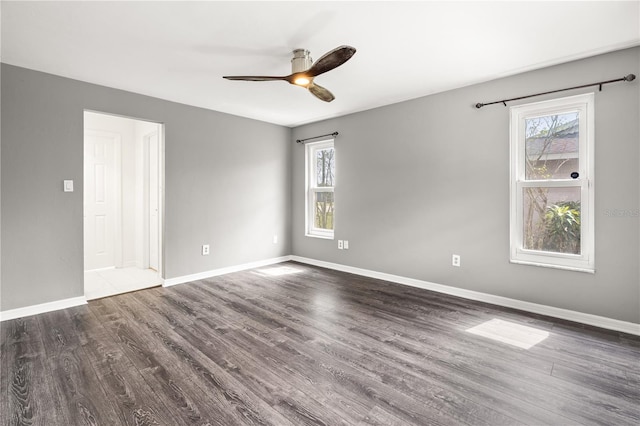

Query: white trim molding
[290,256,640,336]
[163,256,292,287]
[2,256,638,337]
[0,296,88,322]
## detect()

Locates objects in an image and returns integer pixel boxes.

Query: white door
[148,131,160,271]
[84,130,121,270]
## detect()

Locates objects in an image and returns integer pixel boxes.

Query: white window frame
[305,139,335,239]
[510,93,595,273]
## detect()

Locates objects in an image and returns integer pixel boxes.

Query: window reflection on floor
[252,266,304,277]
[466,318,550,349]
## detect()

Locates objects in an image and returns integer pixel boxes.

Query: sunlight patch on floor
[466,318,549,349]
[253,266,304,276]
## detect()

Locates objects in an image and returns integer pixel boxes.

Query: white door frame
[159,126,165,278]
[83,111,165,280]
[139,122,165,278]
[155,124,165,278]
[142,128,162,274]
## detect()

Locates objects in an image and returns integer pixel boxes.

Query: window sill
[510,259,595,274]
[305,233,334,240]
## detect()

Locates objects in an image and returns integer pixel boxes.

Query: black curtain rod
[296,132,338,144]
[475,74,636,109]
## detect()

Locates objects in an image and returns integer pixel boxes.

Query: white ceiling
[2,1,639,127]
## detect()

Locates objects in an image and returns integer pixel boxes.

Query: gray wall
[1,64,291,311]
[292,47,640,324]
[2,47,638,324]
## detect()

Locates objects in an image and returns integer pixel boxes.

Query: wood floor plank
[164,282,456,424]
[133,290,363,426]
[2,261,639,425]
[338,309,637,424]
[89,297,239,425]
[181,281,488,424]
[105,295,297,426]
[1,317,70,426]
[186,265,640,424]
[36,307,133,424]
[358,405,418,426]
[59,305,185,425]
[44,345,122,426]
[191,273,560,424]
[317,284,638,424]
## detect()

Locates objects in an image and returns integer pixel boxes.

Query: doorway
[83,111,164,300]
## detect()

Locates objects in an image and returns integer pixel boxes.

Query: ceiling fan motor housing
[292,49,313,73]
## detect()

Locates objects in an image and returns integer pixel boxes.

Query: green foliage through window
[543,201,580,254]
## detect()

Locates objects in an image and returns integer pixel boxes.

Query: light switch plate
[63,180,74,192]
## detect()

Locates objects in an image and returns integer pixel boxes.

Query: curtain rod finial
[475,103,484,109]
[625,74,636,82]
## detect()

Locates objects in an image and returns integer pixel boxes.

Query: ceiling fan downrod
[291,49,313,73]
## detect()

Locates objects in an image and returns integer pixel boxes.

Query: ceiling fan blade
[307,45,356,78]
[223,75,287,82]
[308,82,335,102]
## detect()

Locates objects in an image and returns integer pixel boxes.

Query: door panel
[84,131,120,270]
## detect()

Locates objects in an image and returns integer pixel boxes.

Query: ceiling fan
[223,45,356,102]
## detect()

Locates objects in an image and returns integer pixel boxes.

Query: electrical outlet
[273,235,278,244]
[452,254,461,267]
[338,240,344,250]
[344,240,349,250]
[202,244,210,255]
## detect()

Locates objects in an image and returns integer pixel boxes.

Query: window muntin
[510,94,594,272]
[306,140,335,238]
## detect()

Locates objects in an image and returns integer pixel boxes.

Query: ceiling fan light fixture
[294,76,311,86]
[223,45,356,102]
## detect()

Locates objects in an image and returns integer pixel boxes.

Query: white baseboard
[290,256,640,336]
[3,256,637,336]
[163,256,293,287]
[0,296,88,322]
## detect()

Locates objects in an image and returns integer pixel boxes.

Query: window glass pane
[523,186,581,254]
[315,148,335,187]
[314,191,334,230]
[525,112,579,180]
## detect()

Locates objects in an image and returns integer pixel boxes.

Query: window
[305,139,335,239]
[510,93,594,272]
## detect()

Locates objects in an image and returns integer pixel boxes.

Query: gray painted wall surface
[1,64,291,311]
[2,48,638,324]
[292,47,640,324]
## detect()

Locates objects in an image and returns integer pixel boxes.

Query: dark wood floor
[2,261,639,425]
